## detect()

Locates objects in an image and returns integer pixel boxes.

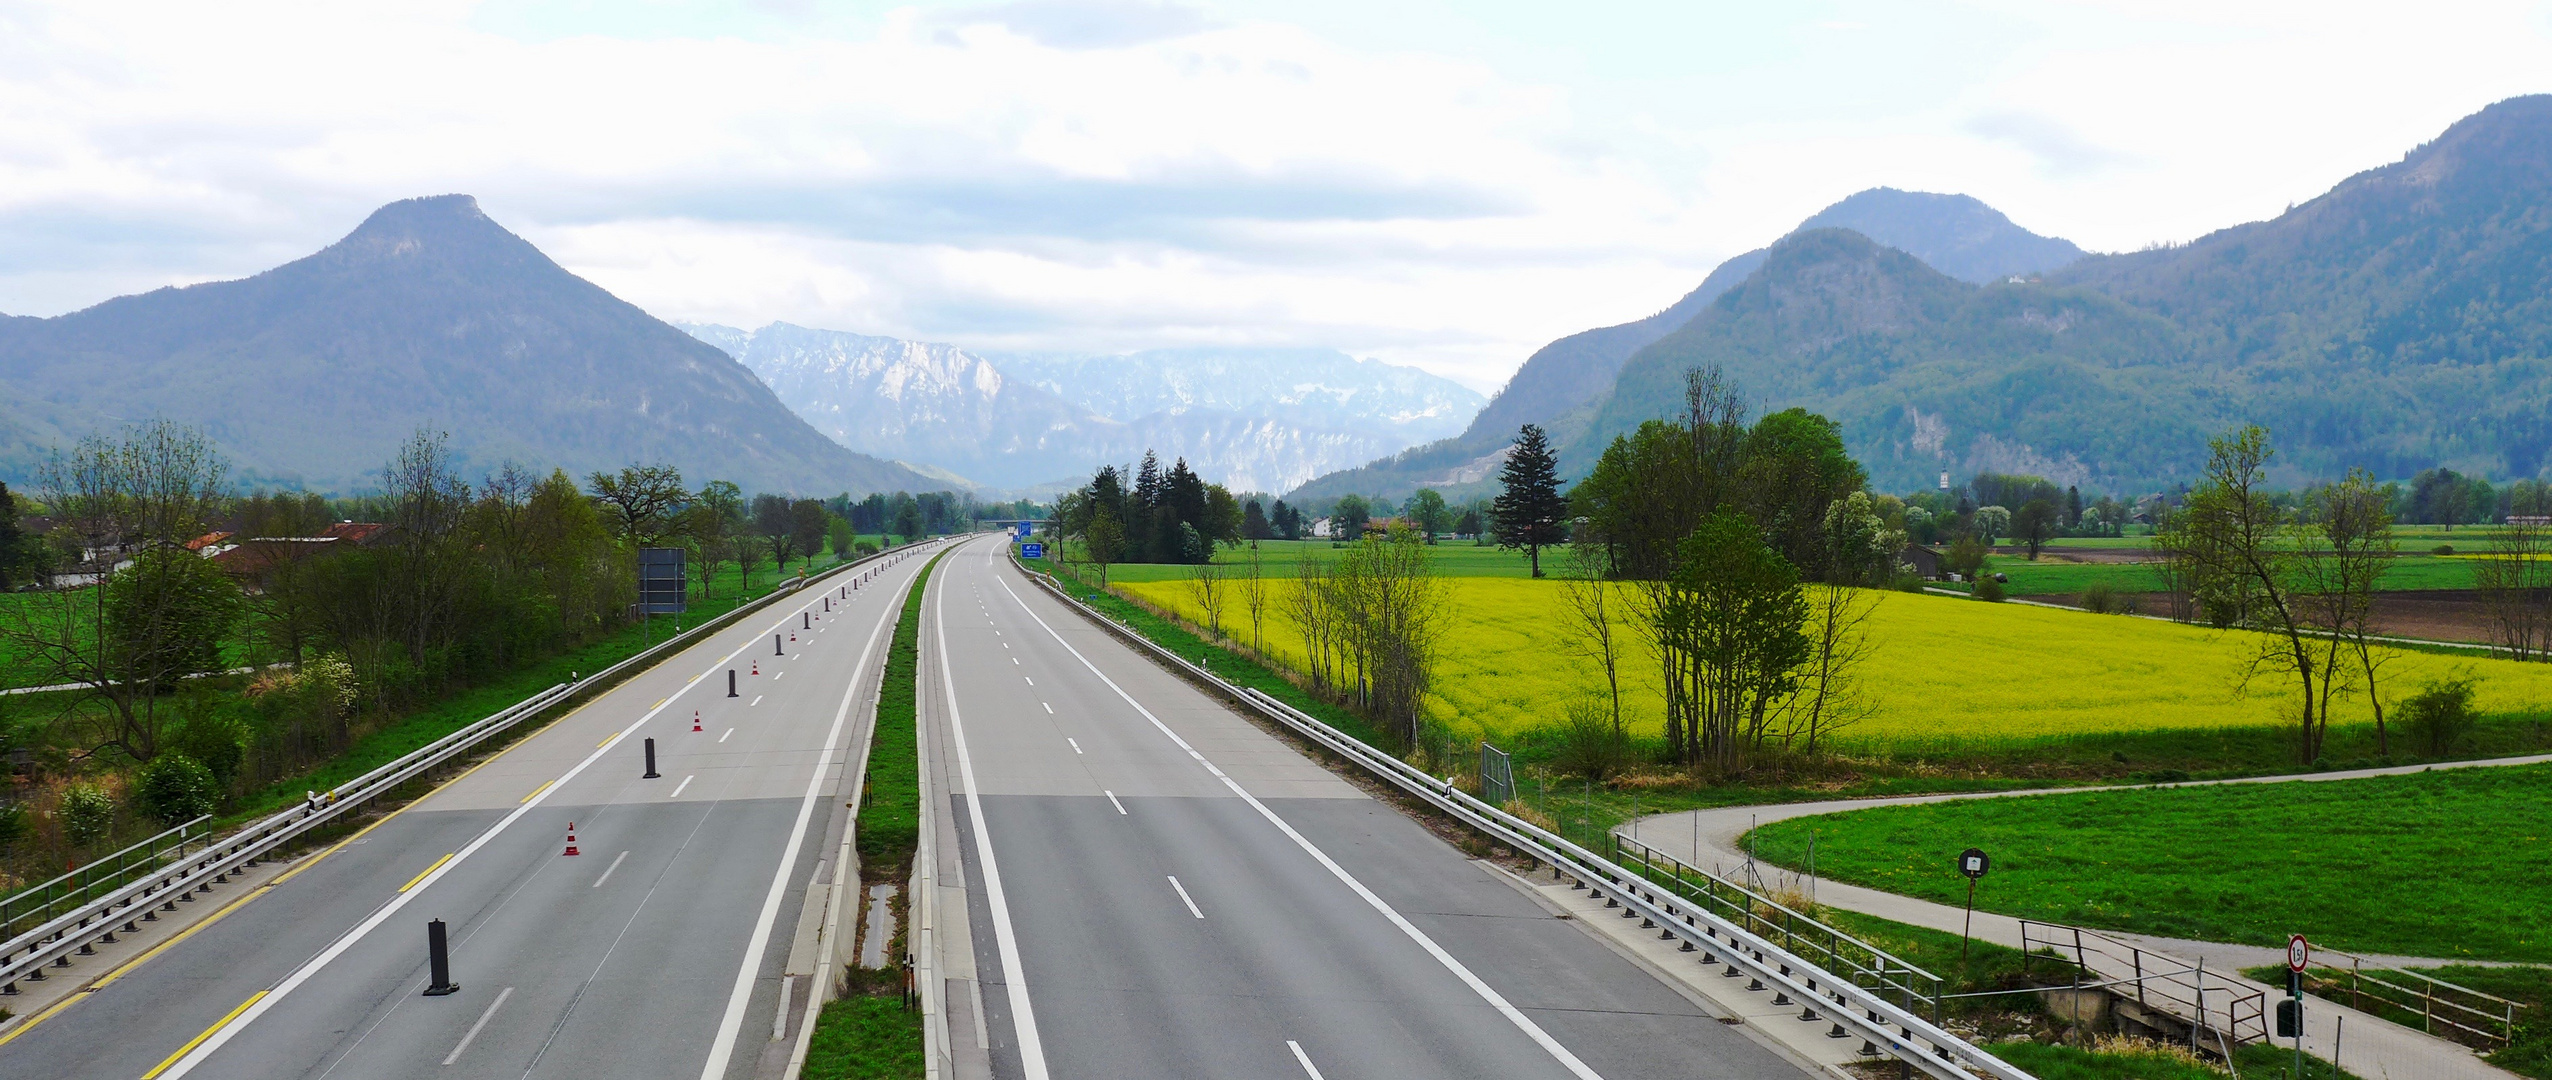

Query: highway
[0,543,941,1080]
[922,534,1814,1080]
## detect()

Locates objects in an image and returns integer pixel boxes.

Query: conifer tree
[1492,424,1569,577]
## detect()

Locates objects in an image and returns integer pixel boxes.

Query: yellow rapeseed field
[1117,578,2552,748]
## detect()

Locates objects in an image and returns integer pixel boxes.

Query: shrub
[59,783,116,848]
[2081,581,2116,614]
[139,754,220,825]
[1975,577,2007,602]
[171,694,249,786]
[2433,544,2456,556]
[0,802,28,855]
[2401,673,2479,755]
[1552,694,1631,782]
[854,541,878,557]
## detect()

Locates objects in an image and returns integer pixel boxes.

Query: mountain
[1570,95,2552,493]
[988,347,1484,444]
[686,324,1446,493]
[0,196,932,495]
[1286,186,2086,501]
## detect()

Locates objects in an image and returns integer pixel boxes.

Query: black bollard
[424,919,459,995]
[774,634,784,656]
[803,612,810,629]
[728,670,738,698]
[643,738,661,779]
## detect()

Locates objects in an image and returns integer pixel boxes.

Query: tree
[2014,498,2059,559]
[1242,499,1273,541]
[1084,511,1123,587]
[0,479,25,589]
[2064,485,2084,531]
[2408,468,2474,529]
[2159,426,2329,762]
[826,514,855,560]
[1404,488,1450,542]
[1239,541,1270,651]
[1331,494,1372,539]
[2480,487,2552,663]
[1187,559,1227,639]
[106,548,244,694]
[685,480,744,601]
[752,494,797,565]
[789,499,829,569]
[1492,424,1568,577]
[1972,505,2011,545]
[1557,542,1626,741]
[1271,500,1302,540]
[1660,510,1810,769]
[2302,470,2397,755]
[587,464,688,545]
[1454,507,1482,537]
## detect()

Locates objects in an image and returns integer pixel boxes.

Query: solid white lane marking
[441,986,514,1065]
[591,850,630,888]
[720,727,734,742]
[940,550,1053,1080]
[1105,790,1126,815]
[160,571,874,1079]
[1167,876,1204,919]
[998,575,1607,1080]
[696,565,909,1080]
[1067,738,1082,754]
[671,775,695,798]
[1288,1040,1327,1080]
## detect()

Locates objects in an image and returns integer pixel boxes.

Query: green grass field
[1114,575,2552,754]
[1076,538,1532,583]
[1744,764,2552,963]
[1988,553,2480,596]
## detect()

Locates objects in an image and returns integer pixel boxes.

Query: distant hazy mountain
[1287,187,2085,501]
[686,324,1444,493]
[0,196,932,495]
[988,347,1484,444]
[1570,94,2552,493]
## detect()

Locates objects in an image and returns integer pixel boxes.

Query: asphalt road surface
[0,543,941,1080]
[924,536,1812,1080]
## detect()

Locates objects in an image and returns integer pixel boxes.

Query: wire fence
[2296,946,2528,1048]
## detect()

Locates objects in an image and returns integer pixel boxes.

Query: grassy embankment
[802,547,942,1080]
[1744,764,2552,963]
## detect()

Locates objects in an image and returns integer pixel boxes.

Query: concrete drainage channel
[1016,561,2038,1080]
[0,541,941,1025]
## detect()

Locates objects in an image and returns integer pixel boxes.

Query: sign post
[2283,934,2310,1074]
[1957,848,1990,958]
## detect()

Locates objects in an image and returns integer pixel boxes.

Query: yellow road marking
[598,731,620,749]
[521,780,554,804]
[399,853,455,893]
[140,990,266,1079]
[0,987,91,1048]
[653,697,666,709]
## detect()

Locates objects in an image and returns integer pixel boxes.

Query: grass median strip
[805,547,942,1080]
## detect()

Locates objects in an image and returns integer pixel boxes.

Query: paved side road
[0,542,944,1080]
[921,535,1823,1080]
[1626,758,2550,1080]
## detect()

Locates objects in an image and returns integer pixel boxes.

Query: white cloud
[0,0,2547,393]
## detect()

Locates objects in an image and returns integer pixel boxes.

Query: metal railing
[0,816,213,943]
[0,539,939,998]
[2020,920,2265,1050]
[1613,832,1946,1020]
[2297,946,2527,1048]
[1017,562,2038,1080]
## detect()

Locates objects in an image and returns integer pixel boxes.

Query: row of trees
[1053,452,1244,577]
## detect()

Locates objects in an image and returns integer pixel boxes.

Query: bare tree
[2302,470,2400,754]
[1239,540,1270,651]
[1188,558,1227,640]
[2478,512,2552,662]
[1557,541,1626,739]
[2159,427,2331,762]
[1288,551,1338,692]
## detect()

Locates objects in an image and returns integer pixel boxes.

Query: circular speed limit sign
[2288,934,2310,973]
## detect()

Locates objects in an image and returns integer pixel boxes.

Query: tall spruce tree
[1493,424,1569,577]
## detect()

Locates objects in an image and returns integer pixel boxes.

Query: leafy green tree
[1242,499,1273,541]
[1404,488,1450,541]
[1492,424,1569,577]
[2014,498,2059,559]
[1742,408,1866,576]
[2400,673,2477,755]
[1972,505,2011,545]
[139,753,219,825]
[789,498,829,568]
[826,514,855,559]
[1661,511,1810,768]
[107,547,244,696]
[890,498,924,543]
[1331,494,1372,539]
[586,463,688,545]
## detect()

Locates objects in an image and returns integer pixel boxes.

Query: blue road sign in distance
[1021,543,1046,559]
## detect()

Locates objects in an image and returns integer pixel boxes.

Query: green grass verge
[855,550,940,879]
[1747,764,2552,963]
[1989,1039,2362,1080]
[800,995,922,1080]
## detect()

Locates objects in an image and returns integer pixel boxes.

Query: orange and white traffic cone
[693,710,703,732]
[751,661,759,675]
[563,823,580,857]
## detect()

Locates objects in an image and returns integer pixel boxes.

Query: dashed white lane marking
[751,695,764,706]
[1067,738,1082,754]
[1041,702,1053,714]
[720,728,734,742]
[441,986,514,1065]
[1166,876,1204,919]
[1023,676,1033,686]
[1288,1041,1326,1080]
[1105,790,1127,815]
[670,775,695,798]
[591,851,630,889]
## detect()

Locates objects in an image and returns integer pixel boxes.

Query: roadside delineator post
[424,919,459,996]
[643,738,661,779]
[774,634,784,656]
[728,670,738,697]
[803,612,811,629]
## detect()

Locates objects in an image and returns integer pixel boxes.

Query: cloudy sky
[2,1,2547,391]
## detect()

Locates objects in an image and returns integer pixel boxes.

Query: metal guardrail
[2020,920,2265,1052]
[2297,945,2528,1048]
[1613,832,1947,1021]
[1016,561,2037,1080]
[0,541,938,999]
[0,816,212,943]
